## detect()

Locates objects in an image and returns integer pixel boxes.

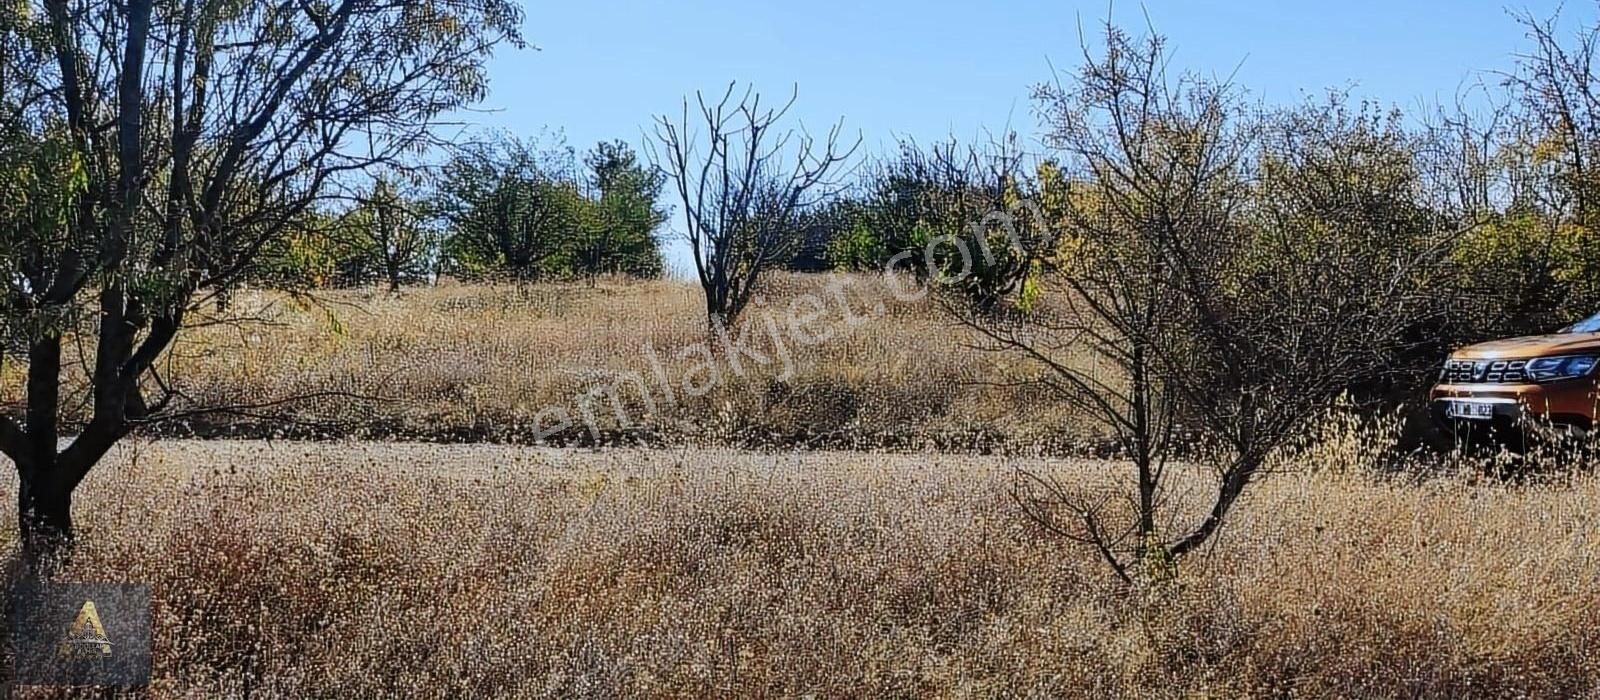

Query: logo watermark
[12,583,152,688]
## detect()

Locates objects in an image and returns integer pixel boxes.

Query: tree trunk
[18,469,74,572]
[18,335,76,573]
[1166,449,1263,559]
[1130,346,1157,562]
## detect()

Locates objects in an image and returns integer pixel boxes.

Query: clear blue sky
[466,0,1593,274]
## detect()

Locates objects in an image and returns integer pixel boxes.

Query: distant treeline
[250,136,669,289]
[259,12,1600,359]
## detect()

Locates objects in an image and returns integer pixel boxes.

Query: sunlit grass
[161,274,1098,449]
[5,278,1597,696]
[3,439,1596,697]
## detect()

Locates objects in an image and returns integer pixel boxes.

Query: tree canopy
[0,0,524,565]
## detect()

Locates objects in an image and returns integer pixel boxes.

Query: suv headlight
[1526,355,1600,382]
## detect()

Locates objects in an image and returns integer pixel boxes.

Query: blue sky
[467,1,1593,274]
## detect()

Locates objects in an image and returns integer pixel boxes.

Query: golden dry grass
[153,274,1094,451]
[4,278,1597,696]
[2,439,1597,697]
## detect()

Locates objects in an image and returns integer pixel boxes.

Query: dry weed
[1,440,1595,697]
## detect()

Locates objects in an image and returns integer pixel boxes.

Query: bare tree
[967,23,1448,582]
[654,84,858,328]
[0,0,522,567]
[1505,6,1600,225]
[958,25,1245,583]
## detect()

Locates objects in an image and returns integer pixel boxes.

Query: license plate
[1446,400,1496,420]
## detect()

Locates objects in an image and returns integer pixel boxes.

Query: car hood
[1452,333,1600,360]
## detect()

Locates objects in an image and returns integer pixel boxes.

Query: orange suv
[1432,313,1600,441]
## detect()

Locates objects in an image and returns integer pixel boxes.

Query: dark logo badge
[59,600,114,659]
[11,583,151,688]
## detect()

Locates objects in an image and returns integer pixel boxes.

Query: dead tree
[654,84,858,328]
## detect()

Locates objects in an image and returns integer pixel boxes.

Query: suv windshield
[1568,312,1600,333]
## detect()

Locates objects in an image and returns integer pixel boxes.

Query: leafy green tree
[440,135,585,282]
[858,139,1047,312]
[854,140,984,269]
[341,176,440,291]
[0,0,522,566]
[249,208,359,288]
[572,141,669,282]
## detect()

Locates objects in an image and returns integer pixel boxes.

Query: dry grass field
[136,274,1095,452]
[1,439,1596,697]
[4,277,1598,697]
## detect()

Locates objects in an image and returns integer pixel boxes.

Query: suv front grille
[1445,359,1527,384]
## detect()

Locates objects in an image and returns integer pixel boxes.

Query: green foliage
[447,177,586,281]
[948,176,1047,313]
[0,0,528,558]
[792,142,988,275]
[436,135,668,283]
[823,220,883,271]
[438,134,578,281]
[789,197,863,272]
[1450,214,1600,336]
[1244,98,1443,289]
[0,128,87,342]
[572,141,670,280]
[0,134,82,223]
[804,140,1045,312]
[861,142,986,269]
[338,177,443,290]
[1015,261,1044,312]
[249,211,361,288]
[0,128,85,254]
[1438,7,1600,341]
